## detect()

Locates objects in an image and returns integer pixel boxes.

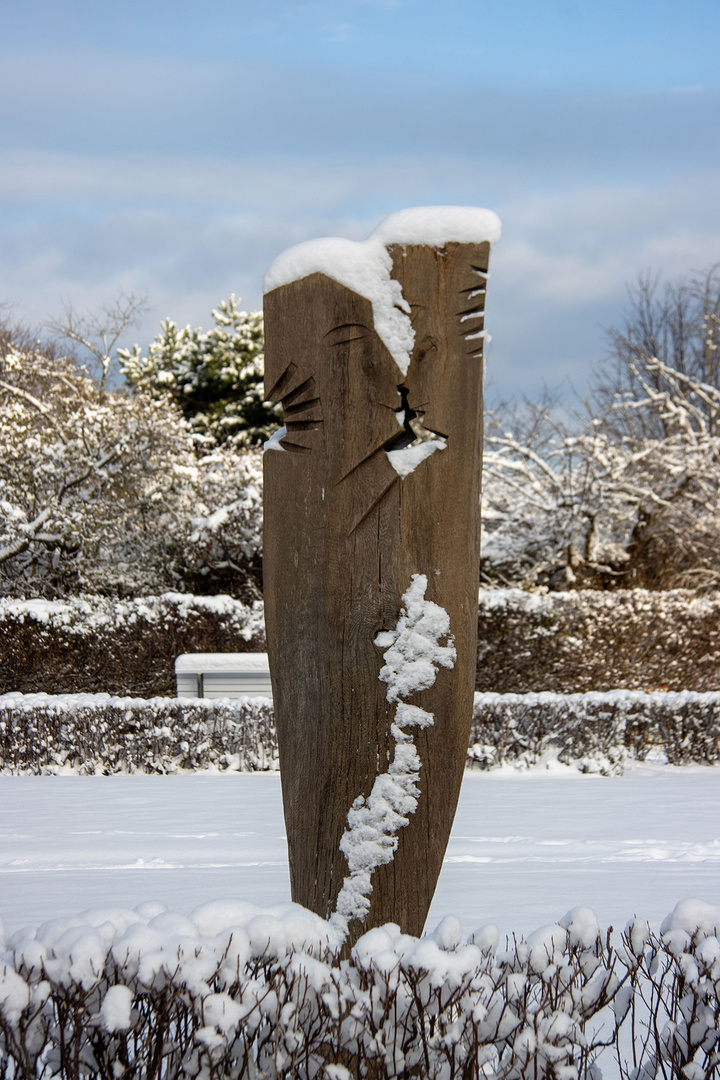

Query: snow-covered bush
[482,357,720,591]
[182,447,263,598]
[119,296,279,447]
[0,346,264,600]
[0,348,196,597]
[0,898,718,1079]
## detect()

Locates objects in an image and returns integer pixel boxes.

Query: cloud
[495,171,720,301]
[2,146,718,400]
[2,46,719,177]
[0,150,366,213]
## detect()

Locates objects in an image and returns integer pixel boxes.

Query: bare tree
[0,306,37,358]
[46,291,149,394]
[482,351,720,592]
[595,262,720,439]
[694,261,720,389]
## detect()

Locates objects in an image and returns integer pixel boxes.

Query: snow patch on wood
[386,436,446,477]
[332,574,456,935]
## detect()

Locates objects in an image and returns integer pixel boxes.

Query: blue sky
[1,0,719,398]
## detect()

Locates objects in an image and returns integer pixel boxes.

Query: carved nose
[387,385,446,451]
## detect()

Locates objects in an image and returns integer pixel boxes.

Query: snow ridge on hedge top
[6,688,717,715]
[264,206,500,376]
[0,592,265,639]
[0,691,272,713]
[478,586,720,615]
[473,689,720,708]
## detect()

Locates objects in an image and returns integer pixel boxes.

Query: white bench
[175,653,272,700]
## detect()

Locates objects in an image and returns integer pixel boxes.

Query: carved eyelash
[324,323,371,346]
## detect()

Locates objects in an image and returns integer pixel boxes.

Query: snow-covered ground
[1,764,718,939]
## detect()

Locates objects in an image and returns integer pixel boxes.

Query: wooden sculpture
[263,207,500,941]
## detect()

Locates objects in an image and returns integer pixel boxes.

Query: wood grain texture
[263,242,489,939]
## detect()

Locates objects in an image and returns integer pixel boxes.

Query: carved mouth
[385,384,447,452]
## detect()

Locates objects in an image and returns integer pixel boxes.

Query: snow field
[1,770,718,941]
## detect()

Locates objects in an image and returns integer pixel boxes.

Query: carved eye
[324,324,371,347]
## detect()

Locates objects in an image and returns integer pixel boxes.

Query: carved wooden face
[263,272,403,487]
[264,243,489,536]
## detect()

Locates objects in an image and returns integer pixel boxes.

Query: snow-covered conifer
[119,296,279,447]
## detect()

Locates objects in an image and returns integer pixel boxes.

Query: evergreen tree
[119,296,279,446]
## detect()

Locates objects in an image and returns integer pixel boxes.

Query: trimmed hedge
[2,589,720,698]
[0,695,276,775]
[2,691,719,776]
[0,594,265,697]
[475,588,720,693]
[468,690,720,773]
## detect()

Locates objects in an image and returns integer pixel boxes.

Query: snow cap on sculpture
[264,206,501,376]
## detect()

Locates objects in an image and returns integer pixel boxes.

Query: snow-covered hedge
[469,690,720,774]
[1,897,718,1079]
[0,593,265,697]
[3,588,720,698]
[0,694,276,775]
[476,588,720,693]
[2,690,719,776]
